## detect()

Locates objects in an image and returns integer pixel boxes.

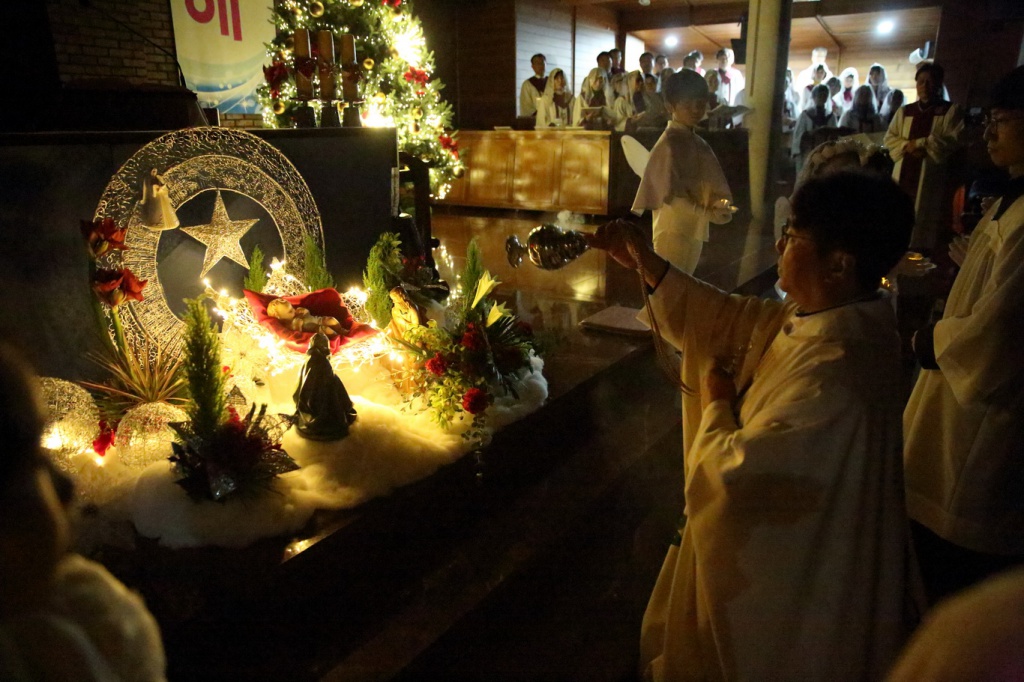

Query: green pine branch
[459,238,484,315]
[243,244,267,293]
[304,234,335,291]
[182,298,226,441]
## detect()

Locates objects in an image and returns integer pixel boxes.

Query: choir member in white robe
[633,70,733,274]
[902,65,1024,603]
[867,63,891,114]
[0,344,166,681]
[609,71,639,132]
[535,68,574,129]
[883,62,964,250]
[591,171,922,682]
[519,53,547,119]
[832,67,860,115]
[792,85,838,174]
[839,85,886,136]
[795,47,833,95]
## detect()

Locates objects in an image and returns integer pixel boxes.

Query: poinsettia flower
[80,217,127,259]
[92,420,116,456]
[461,387,489,415]
[471,271,501,309]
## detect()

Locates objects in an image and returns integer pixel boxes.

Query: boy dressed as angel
[633,69,735,274]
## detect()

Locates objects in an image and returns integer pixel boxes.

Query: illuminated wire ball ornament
[94,128,324,352]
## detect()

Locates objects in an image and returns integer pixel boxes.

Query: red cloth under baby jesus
[243,288,377,354]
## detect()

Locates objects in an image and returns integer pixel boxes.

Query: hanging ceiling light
[638,0,651,6]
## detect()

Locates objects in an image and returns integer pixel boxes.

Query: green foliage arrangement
[180,298,227,440]
[303,234,335,291]
[363,232,404,328]
[243,244,268,293]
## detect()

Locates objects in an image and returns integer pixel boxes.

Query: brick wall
[46,0,179,87]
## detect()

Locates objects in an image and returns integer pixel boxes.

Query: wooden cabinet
[440,130,611,214]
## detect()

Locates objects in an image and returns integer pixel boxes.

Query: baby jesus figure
[267,298,343,338]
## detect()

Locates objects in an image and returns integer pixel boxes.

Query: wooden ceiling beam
[815,15,844,51]
[619,2,746,32]
[791,0,939,20]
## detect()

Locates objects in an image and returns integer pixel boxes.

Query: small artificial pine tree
[182,298,227,440]
[304,234,335,291]
[258,0,463,196]
[243,244,268,293]
[458,238,484,317]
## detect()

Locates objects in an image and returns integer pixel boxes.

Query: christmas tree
[257,0,463,196]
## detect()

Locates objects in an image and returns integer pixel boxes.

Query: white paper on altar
[118,355,547,548]
[170,0,275,114]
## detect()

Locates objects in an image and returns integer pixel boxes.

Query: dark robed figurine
[293,332,357,440]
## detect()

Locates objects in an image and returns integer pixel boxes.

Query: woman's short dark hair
[790,171,915,291]
[916,62,944,84]
[687,50,704,61]
[663,69,708,105]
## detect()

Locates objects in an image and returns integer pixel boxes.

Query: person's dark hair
[811,83,830,99]
[531,53,546,63]
[687,50,704,61]
[663,69,708,105]
[715,47,733,60]
[0,344,45,494]
[791,171,914,291]
[656,53,668,62]
[989,65,1024,111]
[640,51,654,61]
[609,48,622,56]
[644,74,657,84]
[915,62,944,85]
[826,76,841,88]
[597,51,610,61]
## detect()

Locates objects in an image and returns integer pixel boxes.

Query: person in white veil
[535,68,574,129]
[868,63,891,113]
[833,67,860,115]
[840,84,885,134]
[572,67,614,129]
[610,70,643,132]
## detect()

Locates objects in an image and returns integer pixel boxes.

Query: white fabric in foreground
[129,356,547,548]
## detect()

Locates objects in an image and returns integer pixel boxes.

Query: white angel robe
[0,554,167,681]
[903,192,1024,555]
[883,102,964,249]
[519,76,546,118]
[632,122,732,274]
[639,268,919,682]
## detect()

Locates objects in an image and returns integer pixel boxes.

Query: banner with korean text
[170,0,275,114]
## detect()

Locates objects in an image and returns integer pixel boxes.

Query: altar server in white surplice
[591,171,922,682]
[633,70,733,274]
[902,65,1024,604]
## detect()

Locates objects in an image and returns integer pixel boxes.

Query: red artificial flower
[119,268,148,303]
[461,387,489,415]
[92,268,125,307]
[263,61,289,98]
[460,325,485,352]
[403,67,429,86]
[91,267,147,307]
[383,0,402,7]
[425,352,448,376]
[92,420,116,456]
[80,217,127,259]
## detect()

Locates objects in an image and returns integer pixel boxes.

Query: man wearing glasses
[588,170,919,681]
[903,66,1024,604]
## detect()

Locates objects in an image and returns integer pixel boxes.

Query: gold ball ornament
[273,100,286,115]
[116,402,189,472]
[363,58,375,70]
[389,47,400,59]
[350,0,363,6]
[411,107,423,120]
[309,1,324,17]
[374,92,386,104]
[38,378,100,474]
[453,165,465,179]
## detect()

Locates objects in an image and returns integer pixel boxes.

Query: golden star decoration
[181,191,259,278]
